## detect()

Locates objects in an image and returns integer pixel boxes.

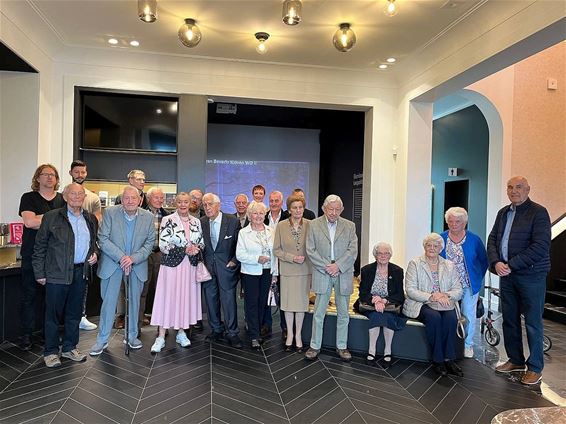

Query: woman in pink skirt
[150,192,204,353]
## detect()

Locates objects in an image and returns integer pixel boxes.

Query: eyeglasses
[40,173,57,178]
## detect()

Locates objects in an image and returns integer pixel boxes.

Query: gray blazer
[306,216,358,296]
[97,205,155,282]
[403,255,463,319]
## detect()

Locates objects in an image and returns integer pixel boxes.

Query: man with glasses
[115,169,148,209]
[188,189,206,218]
[18,164,66,350]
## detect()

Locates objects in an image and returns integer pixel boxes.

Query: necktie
[211,220,218,250]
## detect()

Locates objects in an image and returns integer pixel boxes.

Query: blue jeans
[500,272,546,373]
[44,267,86,356]
[96,268,143,345]
[461,287,478,348]
[417,305,457,363]
[310,277,350,350]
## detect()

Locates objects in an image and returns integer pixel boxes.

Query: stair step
[545,291,566,307]
[543,303,566,325]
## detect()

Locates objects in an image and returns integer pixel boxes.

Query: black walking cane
[123,271,130,356]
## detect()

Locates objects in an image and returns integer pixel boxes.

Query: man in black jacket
[487,176,551,385]
[201,193,242,348]
[33,183,99,368]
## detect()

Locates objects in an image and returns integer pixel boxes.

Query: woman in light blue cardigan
[440,207,488,359]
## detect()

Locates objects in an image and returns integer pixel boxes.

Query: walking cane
[123,271,130,356]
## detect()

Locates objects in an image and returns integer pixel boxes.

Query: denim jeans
[461,287,479,348]
[310,277,350,350]
[500,272,546,373]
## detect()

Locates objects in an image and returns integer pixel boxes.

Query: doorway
[443,179,469,231]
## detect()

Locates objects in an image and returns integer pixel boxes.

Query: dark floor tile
[3,399,66,424]
[328,368,404,396]
[0,361,21,382]
[152,344,210,368]
[340,411,366,424]
[4,368,86,394]
[213,343,266,363]
[405,367,442,399]
[62,398,117,424]
[212,357,273,383]
[151,349,210,374]
[70,386,134,424]
[351,398,434,424]
[148,357,210,386]
[292,389,349,424]
[213,363,276,388]
[268,353,307,373]
[143,363,210,398]
[212,349,270,370]
[276,361,324,393]
[138,393,210,424]
[134,385,210,423]
[92,359,148,388]
[98,351,154,375]
[138,373,211,413]
[285,377,337,419]
[418,376,456,412]
[336,377,421,409]
[476,405,500,424]
[280,368,331,404]
[51,410,83,423]
[0,350,31,372]
[358,410,399,423]
[0,344,40,365]
[78,375,139,413]
[213,372,280,403]
[164,404,211,424]
[212,392,289,424]
[212,404,264,424]
[213,382,286,418]
[322,360,391,381]
[450,392,488,424]
[85,368,143,399]
[431,383,471,423]
[0,379,77,412]
[272,358,319,382]
[392,361,431,387]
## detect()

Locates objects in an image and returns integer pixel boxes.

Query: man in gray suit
[305,195,358,361]
[90,186,155,356]
[200,193,242,348]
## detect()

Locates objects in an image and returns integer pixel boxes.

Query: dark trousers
[262,278,287,331]
[242,270,271,339]
[44,267,86,356]
[500,272,546,373]
[203,275,239,337]
[417,304,457,363]
[20,257,45,336]
[141,251,161,320]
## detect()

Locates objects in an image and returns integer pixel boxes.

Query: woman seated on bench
[355,242,406,366]
[404,233,463,377]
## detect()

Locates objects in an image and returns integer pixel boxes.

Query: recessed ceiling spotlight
[108,38,118,45]
[156,108,162,114]
[378,64,388,70]
[386,57,396,63]
[130,40,140,47]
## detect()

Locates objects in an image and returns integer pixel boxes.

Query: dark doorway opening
[443,179,469,230]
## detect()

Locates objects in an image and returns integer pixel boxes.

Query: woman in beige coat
[273,194,311,352]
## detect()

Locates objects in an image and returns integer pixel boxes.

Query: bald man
[487,176,551,385]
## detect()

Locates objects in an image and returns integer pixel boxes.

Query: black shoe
[365,354,377,366]
[251,339,261,350]
[192,320,203,331]
[260,326,272,337]
[445,361,463,377]
[19,334,32,351]
[227,335,243,349]
[284,344,293,352]
[433,362,448,376]
[205,332,223,343]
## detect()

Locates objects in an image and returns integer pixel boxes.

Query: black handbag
[160,246,186,267]
[476,296,485,318]
[356,300,401,314]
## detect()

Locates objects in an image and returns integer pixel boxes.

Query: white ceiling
[24,0,489,71]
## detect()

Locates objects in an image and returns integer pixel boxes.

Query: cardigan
[236,224,278,276]
[357,261,405,306]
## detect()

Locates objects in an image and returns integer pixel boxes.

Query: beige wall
[468,42,566,221]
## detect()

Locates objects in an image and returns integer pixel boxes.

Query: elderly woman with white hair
[236,201,278,349]
[355,242,406,366]
[440,207,488,359]
[404,233,463,377]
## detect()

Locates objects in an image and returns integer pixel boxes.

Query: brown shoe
[142,317,150,326]
[114,315,125,329]
[521,370,542,385]
[305,348,320,361]
[337,348,352,362]
[495,361,527,373]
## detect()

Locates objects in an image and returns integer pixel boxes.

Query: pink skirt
[150,256,202,329]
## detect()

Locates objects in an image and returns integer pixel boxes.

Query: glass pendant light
[255,32,270,54]
[282,0,302,26]
[178,18,202,48]
[332,23,356,52]
[384,0,398,17]
[138,0,157,23]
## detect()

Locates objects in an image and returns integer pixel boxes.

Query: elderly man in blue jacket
[487,176,551,385]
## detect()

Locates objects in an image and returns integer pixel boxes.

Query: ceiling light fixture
[384,0,398,17]
[108,38,118,45]
[379,64,388,69]
[178,18,202,48]
[282,0,302,26]
[130,40,140,47]
[386,57,396,63]
[138,0,157,23]
[255,32,270,55]
[156,108,162,114]
[332,23,356,52]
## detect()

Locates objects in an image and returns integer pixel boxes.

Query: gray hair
[122,185,140,197]
[246,201,268,218]
[322,194,343,209]
[203,192,221,204]
[147,187,164,198]
[422,233,444,250]
[63,183,85,196]
[234,193,248,203]
[444,207,468,223]
[127,169,145,179]
[269,191,283,200]
[372,242,393,258]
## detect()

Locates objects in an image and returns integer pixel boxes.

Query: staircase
[544,213,566,324]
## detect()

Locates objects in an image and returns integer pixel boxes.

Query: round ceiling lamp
[138,0,157,23]
[282,0,302,26]
[178,18,202,48]
[384,0,398,17]
[255,32,270,54]
[332,23,356,52]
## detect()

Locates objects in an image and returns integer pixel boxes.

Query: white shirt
[268,209,282,229]
[210,212,222,249]
[326,217,337,261]
[236,224,278,276]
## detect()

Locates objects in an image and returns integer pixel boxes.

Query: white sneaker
[79,316,97,331]
[464,346,474,358]
[151,337,166,353]
[176,330,191,348]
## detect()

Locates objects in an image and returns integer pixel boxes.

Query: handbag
[356,300,401,314]
[160,246,186,267]
[195,261,212,283]
[455,302,466,339]
[476,296,485,318]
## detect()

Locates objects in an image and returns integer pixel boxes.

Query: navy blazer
[358,261,405,306]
